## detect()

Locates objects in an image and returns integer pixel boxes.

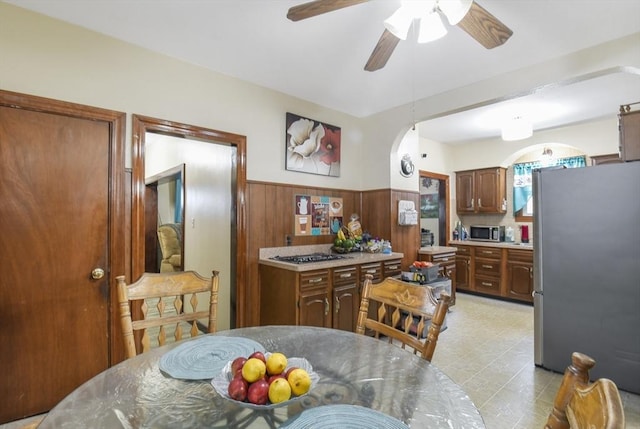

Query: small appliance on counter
[520,225,529,243]
[505,226,515,242]
[469,225,505,242]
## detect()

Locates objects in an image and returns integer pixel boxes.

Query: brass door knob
[91,268,105,280]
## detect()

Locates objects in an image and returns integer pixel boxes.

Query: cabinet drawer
[431,253,456,263]
[332,266,358,286]
[474,276,501,293]
[454,246,471,256]
[475,247,501,259]
[507,249,533,263]
[475,258,501,277]
[299,270,329,289]
[383,259,402,278]
[360,263,382,282]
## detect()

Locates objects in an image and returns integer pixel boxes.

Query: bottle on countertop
[452,229,459,241]
[382,240,392,254]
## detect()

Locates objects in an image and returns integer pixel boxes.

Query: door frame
[0,89,126,364]
[131,115,248,327]
[418,170,450,246]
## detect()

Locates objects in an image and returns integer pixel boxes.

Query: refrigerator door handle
[532,290,542,298]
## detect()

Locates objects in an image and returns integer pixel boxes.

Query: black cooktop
[270,253,351,264]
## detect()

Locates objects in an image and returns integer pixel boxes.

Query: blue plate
[159,336,265,380]
[281,404,409,428]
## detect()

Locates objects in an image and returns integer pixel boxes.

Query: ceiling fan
[287,0,513,71]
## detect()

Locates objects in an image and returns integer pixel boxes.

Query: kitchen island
[448,240,534,303]
[259,245,403,331]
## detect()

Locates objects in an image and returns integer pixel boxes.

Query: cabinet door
[456,171,475,213]
[299,286,331,328]
[476,168,505,213]
[333,283,359,332]
[455,255,471,291]
[507,262,533,302]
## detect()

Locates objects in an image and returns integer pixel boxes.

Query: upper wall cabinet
[455,167,507,214]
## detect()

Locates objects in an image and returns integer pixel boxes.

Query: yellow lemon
[287,368,312,396]
[268,377,292,404]
[266,352,288,375]
[241,357,266,383]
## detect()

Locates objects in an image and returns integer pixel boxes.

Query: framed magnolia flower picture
[285,112,341,177]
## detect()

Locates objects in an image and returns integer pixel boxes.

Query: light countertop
[418,246,458,255]
[448,240,533,250]
[259,244,404,272]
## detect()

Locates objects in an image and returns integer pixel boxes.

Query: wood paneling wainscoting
[245,182,420,327]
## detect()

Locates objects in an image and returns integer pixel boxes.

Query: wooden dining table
[39,326,485,428]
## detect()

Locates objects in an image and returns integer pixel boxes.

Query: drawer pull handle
[439,257,449,261]
[387,265,398,270]
[482,264,493,269]
[339,273,352,279]
[482,251,493,254]
[366,269,376,274]
[324,298,330,316]
[308,278,323,283]
[482,282,493,287]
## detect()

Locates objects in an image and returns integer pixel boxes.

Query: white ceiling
[5,0,640,143]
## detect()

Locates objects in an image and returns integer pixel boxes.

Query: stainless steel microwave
[469,225,505,242]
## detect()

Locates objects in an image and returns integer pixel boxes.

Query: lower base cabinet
[452,244,533,303]
[506,250,533,302]
[260,259,402,331]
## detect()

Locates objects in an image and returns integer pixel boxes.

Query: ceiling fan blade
[364,29,400,72]
[457,1,513,49]
[287,0,369,22]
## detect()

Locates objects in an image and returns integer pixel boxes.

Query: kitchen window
[513,156,586,221]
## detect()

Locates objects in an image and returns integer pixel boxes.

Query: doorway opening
[419,170,450,246]
[132,115,247,329]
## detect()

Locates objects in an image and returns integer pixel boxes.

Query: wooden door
[0,92,124,423]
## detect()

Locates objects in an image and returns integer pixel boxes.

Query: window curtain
[513,156,586,213]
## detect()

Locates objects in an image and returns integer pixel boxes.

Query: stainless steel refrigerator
[533,161,640,394]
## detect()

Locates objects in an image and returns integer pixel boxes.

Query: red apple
[283,366,298,379]
[231,357,247,376]
[228,376,249,402]
[249,351,266,363]
[268,374,285,385]
[247,379,269,405]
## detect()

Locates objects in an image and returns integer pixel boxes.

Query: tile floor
[431,292,640,428]
[3,292,639,428]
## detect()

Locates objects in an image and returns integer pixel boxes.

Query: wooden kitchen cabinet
[506,249,533,302]
[260,260,395,331]
[298,270,331,328]
[332,266,359,331]
[473,247,502,297]
[454,245,471,292]
[455,167,507,214]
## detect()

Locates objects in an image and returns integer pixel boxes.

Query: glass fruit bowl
[211,355,319,409]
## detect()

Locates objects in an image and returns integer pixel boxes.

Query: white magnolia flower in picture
[285,113,341,177]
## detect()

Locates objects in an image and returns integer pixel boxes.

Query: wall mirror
[132,115,247,330]
[419,170,450,247]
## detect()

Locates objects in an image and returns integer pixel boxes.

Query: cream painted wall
[0,3,365,191]
[1,3,638,205]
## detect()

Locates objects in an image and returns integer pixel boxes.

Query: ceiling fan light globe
[438,0,472,25]
[418,12,447,43]
[384,6,414,40]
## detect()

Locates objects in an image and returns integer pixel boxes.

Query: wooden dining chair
[356,274,451,362]
[117,270,219,359]
[545,352,625,429]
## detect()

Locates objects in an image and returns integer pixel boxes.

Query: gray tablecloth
[40,326,485,428]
